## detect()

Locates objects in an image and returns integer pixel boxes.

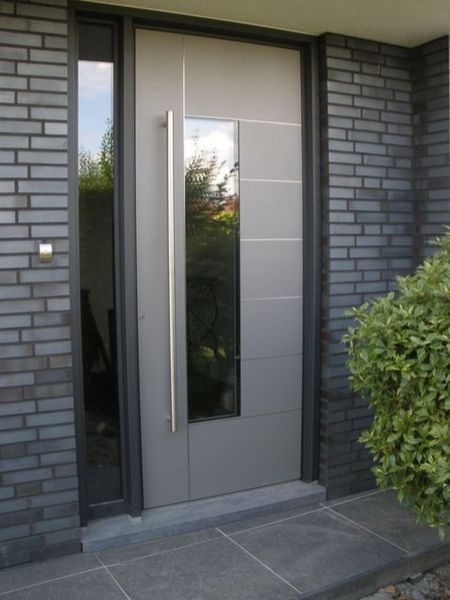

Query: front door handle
[166,110,178,433]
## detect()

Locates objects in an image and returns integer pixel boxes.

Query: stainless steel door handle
[166,110,177,433]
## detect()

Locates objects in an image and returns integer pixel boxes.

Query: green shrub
[344,231,450,532]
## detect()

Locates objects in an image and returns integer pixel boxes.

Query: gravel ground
[362,564,450,600]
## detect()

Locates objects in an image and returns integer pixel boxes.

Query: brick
[17,4,67,21]
[40,449,75,466]
[20,180,68,194]
[54,463,77,478]
[39,424,74,440]
[0,315,31,329]
[0,299,44,314]
[31,224,68,237]
[0,402,35,416]
[30,166,68,179]
[28,20,67,36]
[44,122,68,135]
[30,78,67,93]
[0,46,27,61]
[31,136,68,149]
[31,196,68,208]
[32,515,78,535]
[0,330,19,342]
[0,31,42,47]
[26,410,72,427]
[0,240,35,253]
[19,209,67,223]
[0,75,27,89]
[0,256,28,269]
[0,194,27,207]
[16,481,42,497]
[18,92,67,107]
[0,343,32,357]
[0,106,28,119]
[33,283,70,298]
[45,527,80,545]
[327,57,360,72]
[0,524,30,542]
[0,136,29,149]
[0,91,14,103]
[3,467,52,485]
[27,437,75,454]
[0,427,36,443]
[0,356,47,374]
[18,63,67,78]
[22,327,70,343]
[0,416,23,431]
[27,490,78,508]
[44,35,68,49]
[33,340,71,357]
[18,151,67,164]
[43,501,78,519]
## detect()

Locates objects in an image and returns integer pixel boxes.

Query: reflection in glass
[185,118,240,422]
[78,58,122,504]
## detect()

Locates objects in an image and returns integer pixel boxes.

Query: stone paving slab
[0,488,449,600]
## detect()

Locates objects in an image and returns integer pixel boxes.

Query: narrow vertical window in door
[78,23,122,506]
[185,118,240,422]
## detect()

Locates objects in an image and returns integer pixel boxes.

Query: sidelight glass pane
[185,118,240,422]
[78,44,122,505]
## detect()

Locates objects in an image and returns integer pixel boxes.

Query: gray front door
[136,29,303,509]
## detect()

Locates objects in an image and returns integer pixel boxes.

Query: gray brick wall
[319,33,450,498]
[413,36,450,257]
[0,0,80,567]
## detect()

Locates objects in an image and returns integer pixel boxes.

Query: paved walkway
[0,489,449,599]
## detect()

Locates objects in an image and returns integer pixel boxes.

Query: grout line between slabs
[0,565,105,597]
[216,527,303,597]
[96,556,132,600]
[227,505,325,535]
[322,504,409,555]
[324,487,390,508]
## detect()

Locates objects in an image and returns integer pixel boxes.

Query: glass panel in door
[185,118,240,422]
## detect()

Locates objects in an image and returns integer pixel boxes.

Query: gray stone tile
[220,503,323,535]
[1,569,124,600]
[110,537,300,599]
[331,489,444,553]
[98,527,220,566]
[0,552,100,595]
[230,508,404,593]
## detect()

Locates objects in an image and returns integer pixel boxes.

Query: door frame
[69,1,322,525]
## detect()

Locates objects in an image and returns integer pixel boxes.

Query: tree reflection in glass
[185,118,240,422]
[78,60,122,503]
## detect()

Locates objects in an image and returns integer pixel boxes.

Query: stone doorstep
[82,480,325,553]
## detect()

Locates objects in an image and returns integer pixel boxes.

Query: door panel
[188,411,302,499]
[184,36,302,122]
[136,29,303,509]
[241,297,303,359]
[240,181,303,239]
[241,240,303,299]
[240,121,302,181]
[241,356,302,417]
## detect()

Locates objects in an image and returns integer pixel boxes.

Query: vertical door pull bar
[166,110,177,433]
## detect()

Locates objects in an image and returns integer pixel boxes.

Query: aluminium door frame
[69,1,322,526]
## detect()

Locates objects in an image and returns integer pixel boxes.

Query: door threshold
[82,480,325,553]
